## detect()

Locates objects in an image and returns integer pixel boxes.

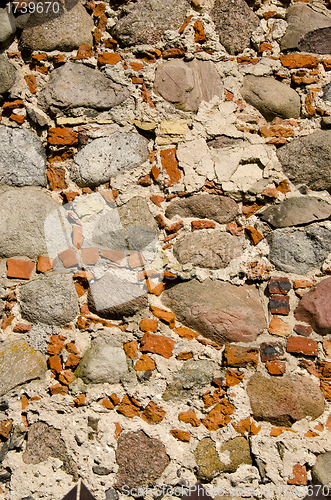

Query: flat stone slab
[19,2,94,51]
[154,59,223,112]
[71,132,149,187]
[75,335,129,384]
[277,131,331,191]
[20,274,79,326]
[0,187,60,259]
[241,76,301,121]
[173,230,243,269]
[165,194,239,223]
[0,340,46,397]
[162,278,266,344]
[295,277,331,336]
[0,55,16,95]
[298,26,331,54]
[0,126,47,187]
[38,62,129,112]
[210,0,259,54]
[260,197,331,228]
[247,373,325,426]
[268,226,331,274]
[280,4,331,51]
[111,0,189,46]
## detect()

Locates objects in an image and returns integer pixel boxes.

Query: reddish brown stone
[288,464,307,486]
[165,221,183,234]
[0,420,12,439]
[134,354,156,371]
[73,45,93,60]
[265,360,286,376]
[65,342,79,355]
[94,2,106,16]
[150,306,175,327]
[100,249,125,264]
[170,429,190,442]
[138,174,152,186]
[12,323,32,333]
[141,83,155,107]
[178,409,200,427]
[140,318,158,333]
[0,314,14,329]
[48,128,78,146]
[260,342,284,362]
[268,277,291,295]
[117,394,142,417]
[48,355,62,374]
[202,388,226,408]
[74,394,86,406]
[128,253,146,269]
[81,248,99,265]
[58,370,76,386]
[286,336,318,356]
[47,335,66,355]
[160,148,181,187]
[24,74,37,93]
[260,125,294,138]
[294,278,331,335]
[173,327,199,340]
[245,226,264,245]
[110,393,120,406]
[194,21,207,43]
[65,354,81,370]
[223,345,259,368]
[201,398,235,431]
[98,53,122,67]
[224,369,244,388]
[36,256,57,273]
[320,381,331,401]
[140,332,175,359]
[150,195,164,207]
[280,54,319,69]
[191,220,216,231]
[58,248,79,268]
[162,48,186,59]
[269,295,290,315]
[176,351,193,360]
[50,384,68,396]
[123,341,138,360]
[268,316,291,337]
[97,12,108,31]
[47,166,67,191]
[141,401,166,424]
[155,214,166,229]
[7,258,34,279]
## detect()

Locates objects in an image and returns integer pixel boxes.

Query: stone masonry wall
[1,0,331,498]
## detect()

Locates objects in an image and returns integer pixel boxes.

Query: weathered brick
[58,248,79,268]
[293,324,312,337]
[194,21,207,43]
[123,341,138,360]
[73,394,86,406]
[134,355,156,371]
[245,226,264,245]
[223,345,259,368]
[140,332,175,359]
[24,74,37,93]
[280,54,319,69]
[37,256,57,273]
[65,354,81,370]
[117,394,142,418]
[58,370,76,386]
[97,52,122,67]
[140,318,158,333]
[47,166,68,191]
[82,248,99,265]
[0,420,12,439]
[191,220,216,231]
[7,258,34,279]
[101,398,114,409]
[260,342,284,362]
[47,335,66,355]
[202,388,225,408]
[201,398,235,431]
[72,226,83,249]
[100,249,125,264]
[269,295,290,315]
[268,277,291,295]
[141,401,166,424]
[178,409,200,427]
[150,306,175,327]
[288,464,307,486]
[128,253,146,269]
[48,128,78,146]
[176,351,193,360]
[173,327,199,340]
[265,360,286,376]
[150,195,164,207]
[160,148,181,187]
[170,429,190,442]
[48,355,62,374]
[50,384,68,396]
[268,316,291,337]
[286,336,318,356]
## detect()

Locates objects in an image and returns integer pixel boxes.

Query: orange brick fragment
[100,249,125,264]
[101,398,114,409]
[128,253,146,269]
[288,464,307,486]
[123,341,138,360]
[48,355,62,374]
[140,332,175,358]
[134,354,156,371]
[74,394,86,406]
[178,15,192,34]
[110,393,120,406]
[160,148,181,187]
[47,335,66,355]
[7,258,34,279]
[178,409,200,427]
[58,370,76,386]
[93,2,105,16]
[224,368,244,387]
[72,226,83,249]
[150,306,175,327]
[170,429,190,442]
[245,226,264,245]
[47,166,67,191]
[82,248,99,265]
[141,401,166,424]
[37,256,57,273]
[202,398,235,431]
[73,45,93,60]
[150,195,164,207]
[280,54,319,69]
[114,422,122,438]
[21,395,29,410]
[194,21,207,43]
[13,323,32,333]
[191,220,215,231]
[223,345,259,367]
[50,384,68,396]
[140,318,158,333]
[24,74,37,93]
[48,128,78,146]
[176,352,193,360]
[58,248,79,268]
[65,354,81,370]
[0,420,12,439]
[98,53,121,66]
[117,394,142,417]
[202,388,225,408]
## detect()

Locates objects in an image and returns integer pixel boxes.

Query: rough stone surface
[173,231,243,269]
[165,195,238,223]
[111,0,189,46]
[75,336,128,384]
[268,226,331,274]
[260,197,331,228]
[115,430,169,488]
[247,373,325,426]
[210,0,259,55]
[219,437,252,473]
[38,62,129,112]
[0,7,16,48]
[277,131,331,191]
[294,278,331,336]
[154,59,223,112]
[20,274,79,326]
[19,2,94,52]
[322,82,331,104]
[0,55,16,95]
[162,279,266,344]
[194,437,224,482]
[23,422,77,479]
[88,272,148,319]
[117,197,158,251]
[280,4,331,51]
[241,76,301,121]
[312,452,331,491]
[0,340,46,397]
[0,187,60,259]
[71,132,149,187]
[0,126,47,187]
[298,27,331,55]
[163,360,217,401]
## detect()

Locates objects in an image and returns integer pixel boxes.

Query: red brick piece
[141,401,166,424]
[178,409,200,427]
[286,336,318,356]
[166,221,183,234]
[128,253,146,269]
[74,394,86,405]
[293,324,312,337]
[98,53,121,66]
[100,250,125,264]
[268,277,291,295]
[173,327,199,340]
[260,342,284,362]
[13,323,32,333]
[245,226,264,245]
[150,195,164,207]
[194,21,207,43]
[117,394,142,417]
[134,354,156,371]
[162,48,186,59]
[24,74,36,93]
[37,256,57,273]
[65,354,81,370]
[48,355,62,374]
[170,429,190,442]
[265,360,286,376]
[48,128,78,146]
[140,318,158,333]
[191,220,216,231]
[50,384,68,396]
[7,258,34,279]
[280,54,319,69]
[82,248,99,265]
[73,45,93,60]
[47,166,68,191]
[201,398,235,431]
[47,335,66,355]
[123,340,138,360]
[269,295,290,315]
[0,420,12,439]
[150,306,175,327]
[160,148,181,187]
[58,370,76,386]
[140,332,175,359]
[223,345,259,367]
[73,226,83,249]
[288,464,307,486]
[155,214,166,229]
[58,248,79,268]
